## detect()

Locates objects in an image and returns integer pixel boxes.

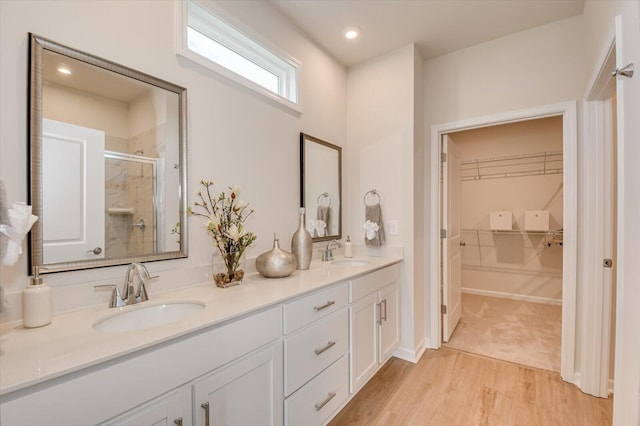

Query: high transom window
[178,0,301,112]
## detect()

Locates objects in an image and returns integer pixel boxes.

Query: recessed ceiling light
[344,27,360,40]
[57,67,71,75]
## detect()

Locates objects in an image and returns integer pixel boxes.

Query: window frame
[177,0,302,114]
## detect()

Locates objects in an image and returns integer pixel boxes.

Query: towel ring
[363,189,381,206]
[317,192,332,207]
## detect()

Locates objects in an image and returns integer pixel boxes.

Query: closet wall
[451,117,563,303]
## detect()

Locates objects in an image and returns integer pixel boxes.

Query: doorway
[440,117,564,372]
[428,101,578,383]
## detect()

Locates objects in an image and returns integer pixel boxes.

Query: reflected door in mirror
[43,119,105,263]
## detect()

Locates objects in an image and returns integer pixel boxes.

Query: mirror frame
[299,133,342,242]
[29,33,188,274]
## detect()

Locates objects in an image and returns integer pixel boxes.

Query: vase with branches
[188,180,256,287]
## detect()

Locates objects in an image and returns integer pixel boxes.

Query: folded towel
[317,205,330,232]
[364,203,385,247]
[0,201,38,266]
[315,220,326,237]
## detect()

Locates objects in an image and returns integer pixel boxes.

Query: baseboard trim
[394,339,427,364]
[462,288,562,305]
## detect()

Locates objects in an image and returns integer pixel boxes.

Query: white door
[612,4,640,425]
[442,134,462,342]
[42,118,105,263]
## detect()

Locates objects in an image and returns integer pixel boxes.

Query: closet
[442,116,563,372]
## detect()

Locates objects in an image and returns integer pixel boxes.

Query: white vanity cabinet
[349,264,400,393]
[100,387,191,426]
[193,341,283,426]
[0,306,283,426]
[0,258,404,426]
[282,282,350,425]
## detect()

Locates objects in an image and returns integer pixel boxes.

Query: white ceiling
[270,0,585,67]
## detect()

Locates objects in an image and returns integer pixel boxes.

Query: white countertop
[0,255,402,396]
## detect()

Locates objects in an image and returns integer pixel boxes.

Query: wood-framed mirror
[29,33,188,273]
[299,133,342,242]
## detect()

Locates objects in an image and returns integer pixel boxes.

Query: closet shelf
[461,150,563,181]
[462,228,562,236]
[461,228,564,247]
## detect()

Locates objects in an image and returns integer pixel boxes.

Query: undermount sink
[93,301,205,332]
[331,259,371,267]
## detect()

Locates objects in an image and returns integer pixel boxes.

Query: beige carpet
[444,293,561,372]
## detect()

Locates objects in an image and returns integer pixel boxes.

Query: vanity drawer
[349,264,400,302]
[285,355,349,426]
[283,281,348,334]
[284,308,348,396]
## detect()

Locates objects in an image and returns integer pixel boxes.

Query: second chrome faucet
[95,263,158,308]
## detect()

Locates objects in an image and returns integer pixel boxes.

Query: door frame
[580,35,616,398]
[428,101,578,384]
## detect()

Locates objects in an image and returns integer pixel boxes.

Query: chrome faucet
[94,263,158,308]
[322,239,342,261]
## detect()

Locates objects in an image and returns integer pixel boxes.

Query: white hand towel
[315,220,326,237]
[0,202,38,266]
[363,220,379,240]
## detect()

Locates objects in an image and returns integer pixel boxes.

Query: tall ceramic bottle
[291,207,312,270]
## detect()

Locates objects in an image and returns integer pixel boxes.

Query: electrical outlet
[389,220,399,235]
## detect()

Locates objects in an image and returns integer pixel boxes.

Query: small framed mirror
[300,133,342,242]
[29,34,188,273]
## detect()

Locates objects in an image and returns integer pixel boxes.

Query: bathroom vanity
[0,256,401,425]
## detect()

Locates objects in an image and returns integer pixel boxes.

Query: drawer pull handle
[314,341,336,355]
[173,418,183,426]
[313,300,335,312]
[382,298,388,322]
[377,302,383,325]
[201,402,210,426]
[314,392,337,411]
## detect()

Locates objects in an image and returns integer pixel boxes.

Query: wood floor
[329,348,613,426]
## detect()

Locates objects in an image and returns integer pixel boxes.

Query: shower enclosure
[104,150,160,258]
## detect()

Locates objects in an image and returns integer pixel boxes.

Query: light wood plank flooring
[329,348,612,426]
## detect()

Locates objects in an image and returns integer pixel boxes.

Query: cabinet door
[349,292,379,393]
[99,387,190,426]
[379,282,400,363]
[193,342,283,426]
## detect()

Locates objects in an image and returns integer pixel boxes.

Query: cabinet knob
[173,418,183,426]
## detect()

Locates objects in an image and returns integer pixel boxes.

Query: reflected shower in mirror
[300,133,342,242]
[29,34,188,273]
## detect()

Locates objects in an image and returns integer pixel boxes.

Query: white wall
[0,0,346,321]
[346,44,423,359]
[423,16,586,347]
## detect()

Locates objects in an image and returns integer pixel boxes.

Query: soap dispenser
[344,235,353,258]
[22,266,52,328]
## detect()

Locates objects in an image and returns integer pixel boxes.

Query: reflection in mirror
[29,34,188,273]
[300,133,342,242]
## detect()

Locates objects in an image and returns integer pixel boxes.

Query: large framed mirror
[299,133,342,242]
[29,34,188,273]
